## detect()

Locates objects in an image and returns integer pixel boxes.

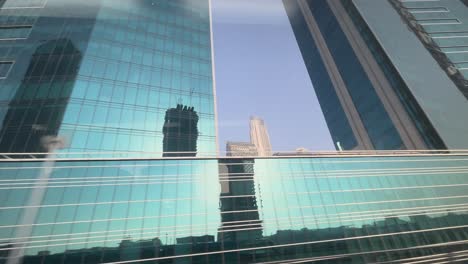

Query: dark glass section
[282,0,358,150]
[340,0,446,150]
[162,104,199,157]
[0,39,81,153]
[0,0,99,154]
[306,0,404,150]
[0,62,12,78]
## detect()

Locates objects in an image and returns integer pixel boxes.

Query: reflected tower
[162,104,199,157]
[0,39,81,153]
[218,159,263,245]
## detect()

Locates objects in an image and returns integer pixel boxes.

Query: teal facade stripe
[1,154,468,263]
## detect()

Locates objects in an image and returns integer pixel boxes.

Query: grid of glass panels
[0,0,216,156]
[1,154,468,263]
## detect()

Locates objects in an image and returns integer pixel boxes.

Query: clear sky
[211,0,335,152]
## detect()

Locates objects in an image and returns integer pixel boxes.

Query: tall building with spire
[250,117,272,156]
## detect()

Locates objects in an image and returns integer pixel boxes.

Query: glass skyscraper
[283,0,468,151]
[2,1,468,264]
[0,0,217,156]
[389,0,468,97]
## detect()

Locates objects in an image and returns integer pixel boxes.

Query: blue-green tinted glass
[1,155,468,263]
[0,0,215,157]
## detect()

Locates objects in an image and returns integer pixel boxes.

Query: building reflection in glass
[162,104,199,157]
[9,209,468,263]
[0,39,81,153]
[0,0,216,156]
[217,159,264,262]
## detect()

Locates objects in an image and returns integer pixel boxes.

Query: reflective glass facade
[305,1,404,150]
[284,0,412,151]
[1,154,468,263]
[352,0,468,150]
[283,1,358,150]
[283,0,468,151]
[339,0,446,150]
[0,0,216,156]
[390,0,468,97]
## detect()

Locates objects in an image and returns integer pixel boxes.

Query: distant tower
[162,104,199,157]
[249,117,272,156]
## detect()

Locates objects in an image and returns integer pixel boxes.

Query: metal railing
[0,149,467,161]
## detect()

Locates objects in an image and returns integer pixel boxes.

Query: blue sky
[211,0,335,151]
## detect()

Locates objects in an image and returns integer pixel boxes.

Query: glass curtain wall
[1,154,468,263]
[0,0,216,156]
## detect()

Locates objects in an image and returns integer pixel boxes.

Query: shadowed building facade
[283,0,468,151]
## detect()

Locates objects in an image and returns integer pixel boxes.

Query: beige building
[249,117,272,156]
[226,141,258,157]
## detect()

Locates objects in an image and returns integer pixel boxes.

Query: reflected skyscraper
[250,117,272,156]
[218,159,263,244]
[162,104,199,157]
[0,39,81,153]
[283,0,468,151]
